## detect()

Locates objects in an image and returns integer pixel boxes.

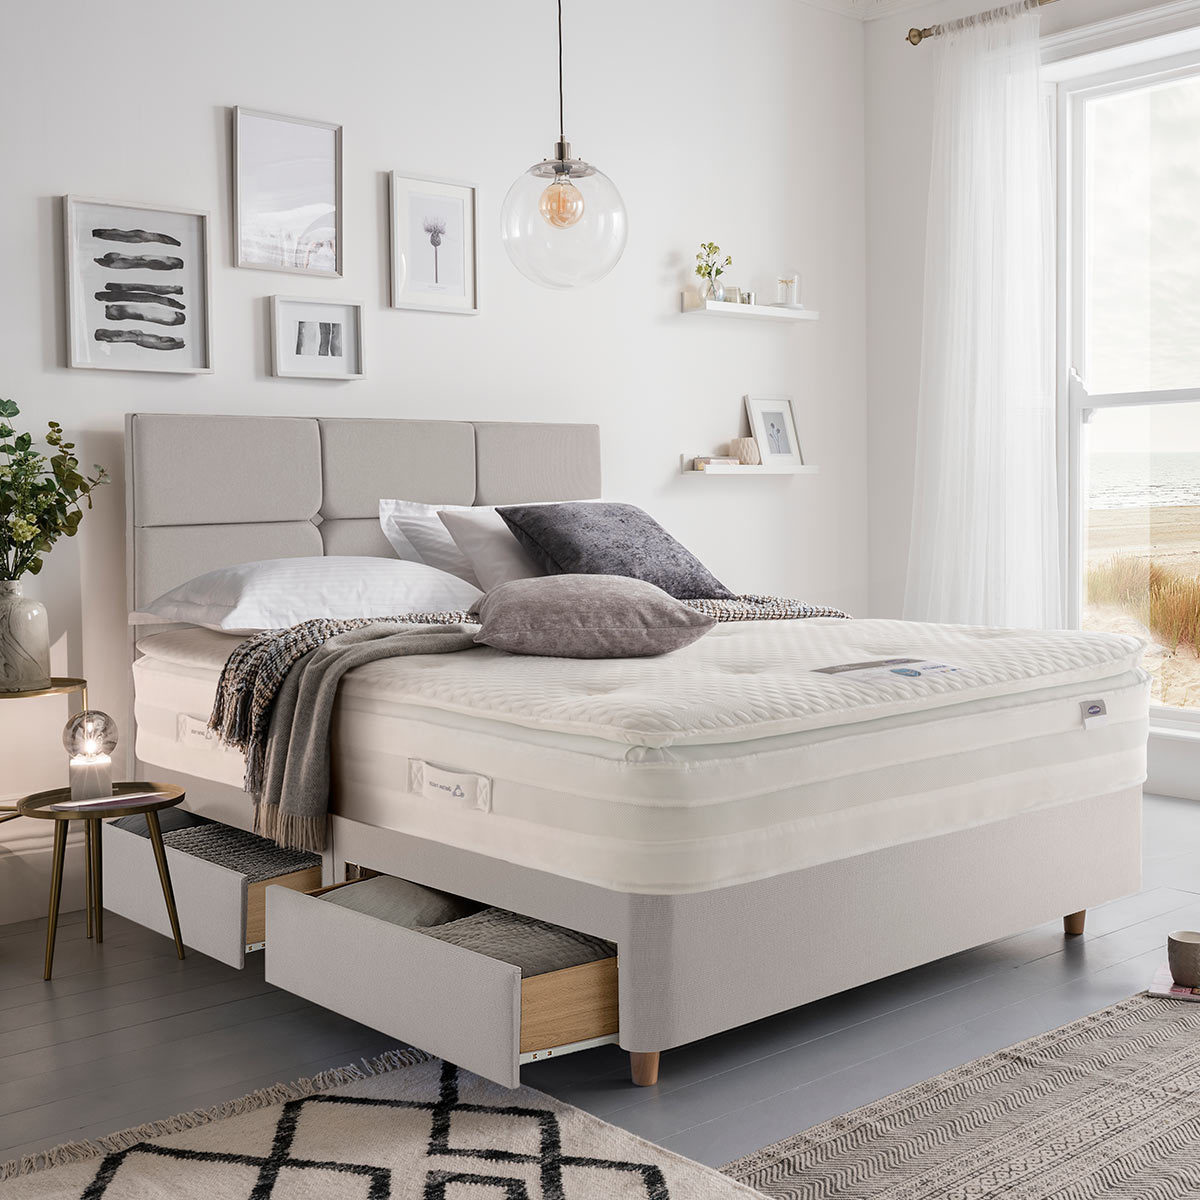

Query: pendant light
[500,0,628,289]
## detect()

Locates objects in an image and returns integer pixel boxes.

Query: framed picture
[745,395,804,466]
[270,296,363,380]
[64,195,212,374]
[235,107,342,276]
[389,172,478,314]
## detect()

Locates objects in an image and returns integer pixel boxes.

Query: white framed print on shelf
[235,107,342,276]
[745,395,804,467]
[390,172,478,314]
[64,195,212,374]
[270,296,363,380]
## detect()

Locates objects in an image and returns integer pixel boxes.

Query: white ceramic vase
[0,579,51,692]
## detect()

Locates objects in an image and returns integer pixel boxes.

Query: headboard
[124,413,602,610]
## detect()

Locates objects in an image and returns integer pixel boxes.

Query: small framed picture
[64,195,212,374]
[235,107,342,276]
[745,395,804,466]
[390,172,478,314]
[271,296,363,380]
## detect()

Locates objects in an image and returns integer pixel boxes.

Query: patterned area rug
[723,993,1200,1198]
[3,1051,763,1199]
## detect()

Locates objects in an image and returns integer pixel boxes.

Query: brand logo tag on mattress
[177,714,218,749]
[409,760,492,813]
[813,658,960,680]
[1081,699,1109,728]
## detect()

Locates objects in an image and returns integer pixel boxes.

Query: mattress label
[813,658,961,680]
[177,714,219,749]
[409,760,492,813]
[1080,699,1109,728]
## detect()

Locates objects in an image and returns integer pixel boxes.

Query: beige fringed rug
[3,1050,764,1199]
[723,993,1200,1199]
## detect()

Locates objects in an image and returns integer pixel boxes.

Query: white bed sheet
[133,620,1149,894]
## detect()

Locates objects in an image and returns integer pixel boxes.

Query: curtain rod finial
[906,26,926,45]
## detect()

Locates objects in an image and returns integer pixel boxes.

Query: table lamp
[63,710,118,802]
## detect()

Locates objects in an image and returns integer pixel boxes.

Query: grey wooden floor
[1,792,1196,1169]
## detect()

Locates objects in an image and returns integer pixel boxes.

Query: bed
[120,413,1148,1089]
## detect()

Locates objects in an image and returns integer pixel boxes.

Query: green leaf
[27,557,42,575]
[14,433,30,452]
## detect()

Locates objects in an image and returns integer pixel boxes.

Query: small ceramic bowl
[1168,930,1200,988]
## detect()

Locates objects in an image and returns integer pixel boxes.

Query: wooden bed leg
[630,1052,660,1087]
[1064,910,1086,936]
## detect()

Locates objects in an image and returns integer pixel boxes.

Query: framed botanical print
[389,172,478,314]
[235,107,342,276]
[270,296,363,380]
[64,195,212,374]
[745,395,804,467]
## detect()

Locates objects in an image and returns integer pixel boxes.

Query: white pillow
[438,508,546,591]
[379,499,481,587]
[129,557,482,633]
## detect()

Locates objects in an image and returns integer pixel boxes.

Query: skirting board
[0,827,89,927]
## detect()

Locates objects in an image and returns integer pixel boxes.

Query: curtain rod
[907,0,1058,45]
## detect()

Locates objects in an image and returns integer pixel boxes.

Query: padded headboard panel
[125,413,601,609]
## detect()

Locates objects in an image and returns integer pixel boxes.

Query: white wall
[864,0,1170,617]
[0,0,868,919]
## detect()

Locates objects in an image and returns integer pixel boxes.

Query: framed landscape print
[235,107,342,276]
[745,395,804,467]
[390,172,478,314]
[64,195,212,374]
[270,296,363,380]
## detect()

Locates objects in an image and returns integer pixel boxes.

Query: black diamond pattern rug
[4,1055,764,1199]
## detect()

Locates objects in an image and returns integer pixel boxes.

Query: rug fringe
[0,1046,433,1181]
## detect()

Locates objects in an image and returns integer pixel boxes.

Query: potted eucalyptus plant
[0,400,107,691]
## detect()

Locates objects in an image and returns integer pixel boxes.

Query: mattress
[133,620,1149,894]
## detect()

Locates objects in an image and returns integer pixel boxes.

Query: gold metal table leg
[84,820,94,939]
[44,821,68,981]
[145,809,185,960]
[90,818,103,944]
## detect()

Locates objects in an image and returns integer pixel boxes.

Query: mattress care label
[1080,699,1109,728]
[177,714,219,748]
[813,658,961,680]
[409,760,492,813]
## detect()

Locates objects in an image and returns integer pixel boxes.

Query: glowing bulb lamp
[500,2,627,288]
[63,710,118,803]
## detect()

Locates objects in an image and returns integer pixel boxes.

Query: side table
[17,782,186,979]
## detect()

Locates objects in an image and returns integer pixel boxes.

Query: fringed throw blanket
[209,597,848,852]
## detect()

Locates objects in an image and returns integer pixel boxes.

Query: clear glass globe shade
[63,710,118,759]
[539,178,585,228]
[501,162,627,289]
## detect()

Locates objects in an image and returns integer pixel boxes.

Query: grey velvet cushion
[497,502,734,600]
[324,876,484,928]
[419,907,615,978]
[474,574,715,658]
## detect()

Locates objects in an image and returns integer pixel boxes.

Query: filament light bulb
[539,177,585,228]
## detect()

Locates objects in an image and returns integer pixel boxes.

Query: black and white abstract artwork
[390,172,478,315]
[65,197,211,373]
[271,296,362,380]
[745,394,804,467]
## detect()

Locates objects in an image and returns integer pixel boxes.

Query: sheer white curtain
[903,1,1060,628]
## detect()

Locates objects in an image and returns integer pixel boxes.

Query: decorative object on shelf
[695,241,732,301]
[0,400,107,691]
[729,436,761,466]
[500,0,627,288]
[390,173,479,314]
[64,196,213,374]
[723,286,742,304]
[692,456,741,472]
[234,107,342,277]
[742,291,757,306]
[64,709,118,802]
[776,274,800,306]
[270,296,364,380]
[745,395,805,468]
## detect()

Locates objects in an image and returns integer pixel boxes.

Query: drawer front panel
[265,885,524,1087]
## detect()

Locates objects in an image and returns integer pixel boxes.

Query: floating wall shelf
[680,295,820,322]
[680,456,820,476]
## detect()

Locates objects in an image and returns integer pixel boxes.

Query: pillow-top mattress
[133,619,1148,894]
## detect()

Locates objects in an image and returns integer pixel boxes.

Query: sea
[1089,453,1200,510]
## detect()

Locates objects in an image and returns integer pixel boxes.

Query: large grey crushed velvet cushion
[474,574,715,658]
[497,501,734,600]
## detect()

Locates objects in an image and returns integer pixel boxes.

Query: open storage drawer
[101,818,322,969]
[265,880,619,1088]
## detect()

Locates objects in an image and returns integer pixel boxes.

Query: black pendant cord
[557,0,565,145]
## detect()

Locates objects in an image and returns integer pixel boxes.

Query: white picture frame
[745,395,804,466]
[64,195,213,374]
[235,107,343,277]
[389,172,478,314]
[270,296,363,380]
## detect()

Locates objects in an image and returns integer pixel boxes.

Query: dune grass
[1087,554,1200,653]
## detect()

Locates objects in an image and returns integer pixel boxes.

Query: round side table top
[0,677,88,701]
[17,782,186,821]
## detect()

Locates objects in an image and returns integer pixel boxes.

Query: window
[1061,52,1200,720]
